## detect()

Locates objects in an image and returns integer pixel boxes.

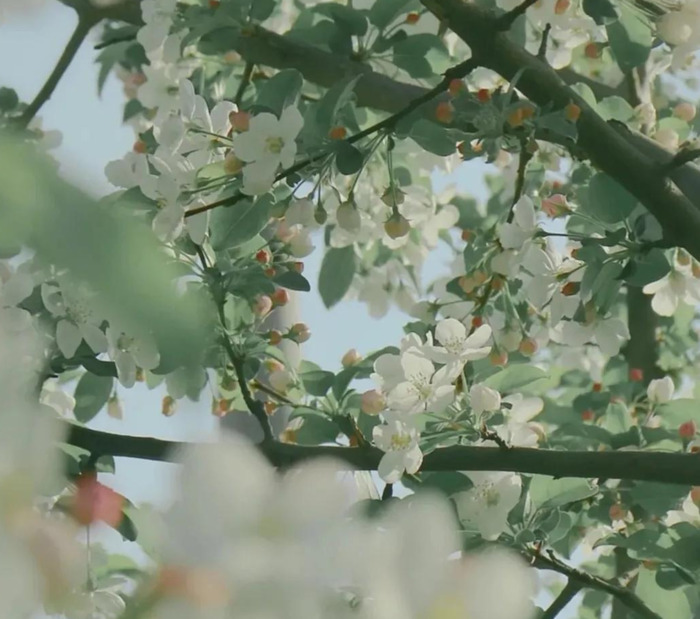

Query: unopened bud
[337,201,362,232]
[290,322,311,343]
[361,390,386,415]
[341,348,362,367]
[229,111,250,132]
[384,212,411,239]
[679,420,697,439]
[107,395,123,420]
[162,395,176,417]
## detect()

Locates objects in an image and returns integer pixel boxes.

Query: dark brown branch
[65,424,700,484]
[234,62,255,108]
[537,23,552,60]
[421,0,700,261]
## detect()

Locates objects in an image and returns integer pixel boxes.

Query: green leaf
[116,510,138,542]
[76,357,118,378]
[597,96,636,122]
[315,75,361,132]
[583,173,638,223]
[607,5,652,72]
[657,399,700,426]
[299,361,336,396]
[73,373,114,423]
[273,270,311,292]
[624,249,671,287]
[483,365,549,392]
[314,4,368,36]
[289,407,340,445]
[635,566,693,619]
[0,86,19,111]
[529,476,598,511]
[335,141,364,175]
[368,0,420,29]
[602,400,633,434]
[392,34,447,78]
[254,69,303,116]
[318,246,356,308]
[629,482,689,515]
[408,119,456,156]
[583,0,619,24]
[210,195,273,250]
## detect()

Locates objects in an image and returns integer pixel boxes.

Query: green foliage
[254,69,304,116]
[318,245,356,308]
[73,373,113,423]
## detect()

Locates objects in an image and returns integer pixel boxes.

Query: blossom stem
[234,62,255,107]
[17,12,99,129]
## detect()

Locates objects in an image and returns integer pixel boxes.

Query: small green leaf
[368,0,420,29]
[289,407,340,445]
[273,270,311,292]
[583,0,619,24]
[607,5,652,72]
[408,119,456,156]
[255,69,303,116]
[529,476,598,511]
[73,373,114,423]
[318,246,356,308]
[483,365,548,392]
[210,195,273,250]
[583,173,638,223]
[624,249,671,287]
[335,141,364,175]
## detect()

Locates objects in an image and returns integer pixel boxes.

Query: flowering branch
[65,424,700,485]
[185,57,478,218]
[421,0,700,261]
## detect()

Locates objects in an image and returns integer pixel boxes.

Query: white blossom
[425,319,492,368]
[498,196,538,250]
[469,383,502,416]
[373,419,423,482]
[455,471,522,540]
[647,376,674,404]
[234,106,304,195]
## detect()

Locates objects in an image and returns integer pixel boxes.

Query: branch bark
[66,424,700,484]
[420,0,700,260]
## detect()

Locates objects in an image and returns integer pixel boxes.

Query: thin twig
[184,57,479,218]
[660,147,700,174]
[496,0,540,30]
[18,14,98,128]
[234,62,255,107]
[537,23,552,60]
[541,580,581,619]
[506,137,533,222]
[530,549,662,619]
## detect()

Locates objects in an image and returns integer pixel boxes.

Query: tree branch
[17,12,99,128]
[531,550,661,619]
[541,580,581,619]
[420,0,700,261]
[65,424,700,484]
[496,0,540,30]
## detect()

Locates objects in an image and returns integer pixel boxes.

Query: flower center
[478,482,500,507]
[390,432,412,451]
[265,136,284,154]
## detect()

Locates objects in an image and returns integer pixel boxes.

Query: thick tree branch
[66,424,700,484]
[420,0,700,260]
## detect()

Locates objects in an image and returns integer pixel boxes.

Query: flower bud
[342,348,362,367]
[224,152,243,175]
[271,288,290,306]
[646,376,674,404]
[162,395,176,417]
[674,102,696,122]
[254,295,273,316]
[541,194,571,218]
[381,187,405,207]
[329,126,347,140]
[384,212,411,239]
[679,420,697,439]
[435,101,455,124]
[469,383,501,415]
[290,322,311,343]
[629,368,643,382]
[268,330,283,345]
[361,390,386,415]
[518,337,538,356]
[107,395,123,420]
[336,201,362,232]
[229,111,250,132]
[269,369,293,393]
